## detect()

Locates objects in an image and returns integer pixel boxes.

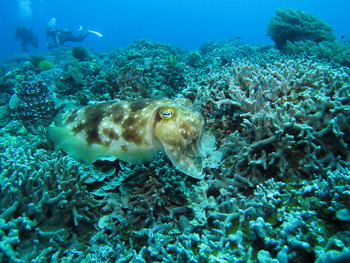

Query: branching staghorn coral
[91,155,198,262]
[0,147,101,262]
[207,59,349,187]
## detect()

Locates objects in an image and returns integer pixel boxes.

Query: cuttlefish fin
[47,126,110,163]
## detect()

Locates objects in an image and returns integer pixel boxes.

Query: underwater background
[0,0,350,262]
[1,0,350,60]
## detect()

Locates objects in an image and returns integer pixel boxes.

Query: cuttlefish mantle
[47,98,205,179]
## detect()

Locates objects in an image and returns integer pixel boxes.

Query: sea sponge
[267,8,336,49]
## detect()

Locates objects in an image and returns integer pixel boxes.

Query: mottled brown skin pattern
[129,99,148,112]
[102,127,120,146]
[121,116,148,145]
[107,103,124,124]
[65,100,155,147]
[120,100,155,145]
[70,102,114,144]
[65,109,79,124]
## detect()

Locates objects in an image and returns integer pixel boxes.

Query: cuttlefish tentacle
[47,98,205,179]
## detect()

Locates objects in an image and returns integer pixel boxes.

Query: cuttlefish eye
[160,108,174,119]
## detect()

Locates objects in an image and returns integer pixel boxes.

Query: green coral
[37,60,55,71]
[71,46,88,61]
[29,55,46,68]
[285,40,350,67]
[166,54,178,69]
[267,8,336,49]
[187,51,203,68]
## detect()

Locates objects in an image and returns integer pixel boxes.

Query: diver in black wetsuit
[46,18,91,49]
[14,25,39,52]
[46,28,90,48]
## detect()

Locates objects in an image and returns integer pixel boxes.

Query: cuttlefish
[47,98,205,179]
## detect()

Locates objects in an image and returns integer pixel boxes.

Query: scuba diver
[46,18,102,49]
[14,25,39,52]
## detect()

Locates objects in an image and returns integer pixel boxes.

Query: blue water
[1,0,348,60]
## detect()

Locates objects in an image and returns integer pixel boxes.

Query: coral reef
[204,59,349,187]
[37,60,55,71]
[284,40,350,67]
[267,9,335,49]
[0,37,349,262]
[266,9,350,67]
[71,46,89,61]
[108,39,188,99]
[29,55,46,69]
[0,147,101,262]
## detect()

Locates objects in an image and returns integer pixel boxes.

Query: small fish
[47,98,205,179]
